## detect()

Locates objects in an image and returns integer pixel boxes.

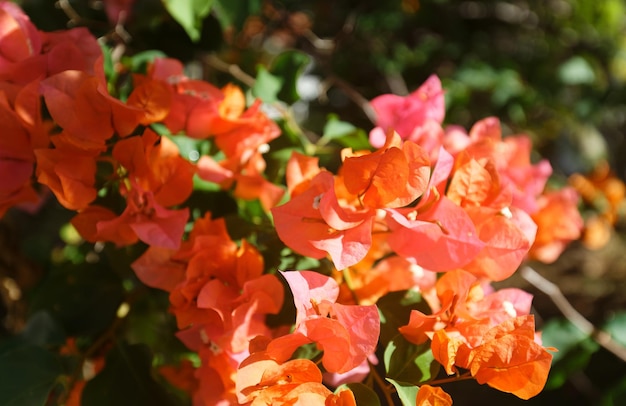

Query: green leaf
[336,383,380,406]
[377,289,429,345]
[100,43,115,88]
[318,114,371,149]
[82,342,177,406]
[270,51,311,104]
[252,66,283,104]
[0,342,63,406]
[162,0,214,42]
[541,318,599,389]
[163,133,211,163]
[212,0,262,32]
[541,318,598,364]
[384,335,439,385]
[603,310,626,347]
[387,379,418,406]
[558,56,596,85]
[124,50,168,73]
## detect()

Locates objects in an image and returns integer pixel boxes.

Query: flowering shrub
[0,2,586,405]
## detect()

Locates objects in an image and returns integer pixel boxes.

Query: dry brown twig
[521,265,626,362]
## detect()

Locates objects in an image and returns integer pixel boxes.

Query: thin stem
[368,361,395,405]
[520,265,626,362]
[320,75,378,125]
[203,54,256,88]
[421,371,473,386]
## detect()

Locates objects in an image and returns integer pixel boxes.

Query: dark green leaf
[377,289,429,345]
[0,342,63,406]
[212,0,262,32]
[318,115,371,149]
[82,342,177,406]
[337,383,380,406]
[541,318,598,364]
[270,51,312,104]
[162,0,214,42]
[541,318,599,389]
[387,379,418,406]
[603,311,626,347]
[384,335,439,385]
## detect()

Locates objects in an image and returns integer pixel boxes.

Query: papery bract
[0,2,41,76]
[369,74,445,146]
[341,131,430,208]
[272,171,374,269]
[386,197,484,272]
[529,187,583,263]
[236,352,354,406]
[73,188,189,249]
[415,384,453,406]
[461,315,553,400]
[265,271,380,374]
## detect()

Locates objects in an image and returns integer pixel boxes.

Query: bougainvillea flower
[369,74,445,147]
[158,359,199,397]
[130,246,185,291]
[341,131,430,208]
[0,158,38,217]
[41,71,116,150]
[285,151,322,196]
[386,196,485,272]
[399,270,533,346]
[0,2,41,76]
[71,205,138,246]
[72,187,189,249]
[234,173,285,211]
[265,271,379,374]
[343,254,437,306]
[457,117,553,214]
[236,350,356,406]
[529,187,583,263]
[112,130,195,207]
[126,76,172,125]
[272,171,375,269]
[447,157,510,209]
[0,82,47,216]
[415,384,452,406]
[197,272,284,354]
[461,206,537,281]
[40,27,102,78]
[456,315,554,400]
[146,57,223,136]
[33,147,97,210]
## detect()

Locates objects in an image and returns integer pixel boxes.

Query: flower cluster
[0,2,584,405]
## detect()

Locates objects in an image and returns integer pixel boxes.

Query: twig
[203,54,256,88]
[56,0,83,27]
[385,71,409,96]
[520,265,626,362]
[320,75,378,125]
[369,361,394,406]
